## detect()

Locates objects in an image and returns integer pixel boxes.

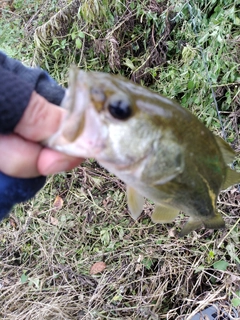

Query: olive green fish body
[46,69,240,235]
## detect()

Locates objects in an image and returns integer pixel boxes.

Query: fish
[45,67,240,236]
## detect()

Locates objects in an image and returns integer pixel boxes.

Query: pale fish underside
[45,69,240,236]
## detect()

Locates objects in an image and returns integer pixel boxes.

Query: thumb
[14,91,65,141]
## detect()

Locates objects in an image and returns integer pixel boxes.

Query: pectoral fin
[127,185,145,220]
[151,205,179,223]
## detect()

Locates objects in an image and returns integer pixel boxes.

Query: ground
[0,0,240,319]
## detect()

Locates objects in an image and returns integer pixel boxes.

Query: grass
[1,164,240,319]
[0,0,240,319]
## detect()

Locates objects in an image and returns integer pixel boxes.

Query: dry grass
[0,0,240,319]
[1,161,240,319]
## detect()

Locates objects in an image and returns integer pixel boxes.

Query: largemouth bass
[46,68,240,236]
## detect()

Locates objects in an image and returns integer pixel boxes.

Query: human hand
[0,91,84,178]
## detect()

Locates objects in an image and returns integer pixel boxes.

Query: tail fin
[179,218,203,237]
[179,212,225,237]
[203,212,225,230]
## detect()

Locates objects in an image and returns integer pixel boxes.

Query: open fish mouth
[44,70,108,158]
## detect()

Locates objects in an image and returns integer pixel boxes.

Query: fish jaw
[46,72,109,159]
[50,105,108,158]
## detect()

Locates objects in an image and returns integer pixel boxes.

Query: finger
[14,91,65,142]
[0,134,42,177]
[37,148,84,175]
[0,134,84,178]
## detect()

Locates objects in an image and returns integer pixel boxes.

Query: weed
[0,0,240,319]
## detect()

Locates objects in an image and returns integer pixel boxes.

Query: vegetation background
[0,0,239,319]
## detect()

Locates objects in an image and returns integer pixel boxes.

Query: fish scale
[45,68,240,236]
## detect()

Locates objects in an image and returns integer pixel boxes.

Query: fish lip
[47,82,108,158]
[44,70,92,152]
[50,143,103,158]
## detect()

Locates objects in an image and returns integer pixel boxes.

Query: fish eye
[108,97,132,120]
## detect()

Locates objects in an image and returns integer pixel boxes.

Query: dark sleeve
[0,51,65,133]
[0,67,33,133]
[0,52,66,221]
[0,174,46,220]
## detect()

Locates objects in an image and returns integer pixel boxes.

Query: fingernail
[44,160,71,175]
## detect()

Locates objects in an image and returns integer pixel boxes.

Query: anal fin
[151,204,179,223]
[127,185,145,220]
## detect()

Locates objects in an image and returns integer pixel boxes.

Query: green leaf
[195,265,205,273]
[112,294,123,302]
[208,250,215,260]
[231,298,240,307]
[123,58,135,70]
[100,229,110,246]
[75,38,82,49]
[20,273,28,284]
[235,17,240,26]
[71,32,77,40]
[213,260,229,271]
[28,277,40,289]
[187,80,194,89]
[142,258,153,270]
[78,31,85,38]
[226,243,240,263]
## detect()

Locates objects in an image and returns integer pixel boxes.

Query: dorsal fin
[214,136,240,189]
[221,168,240,190]
[214,135,237,164]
